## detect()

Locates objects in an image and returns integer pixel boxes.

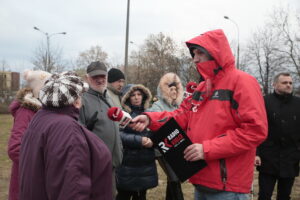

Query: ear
[73,98,82,109]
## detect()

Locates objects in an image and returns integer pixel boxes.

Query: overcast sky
[1,0,299,72]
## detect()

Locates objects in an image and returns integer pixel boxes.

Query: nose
[193,56,199,63]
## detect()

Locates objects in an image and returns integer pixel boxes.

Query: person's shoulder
[149,100,163,112]
[81,90,97,103]
[228,69,259,87]
[233,70,256,81]
[53,115,83,135]
[293,95,300,102]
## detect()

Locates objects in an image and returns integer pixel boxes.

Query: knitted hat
[22,69,52,98]
[108,68,125,83]
[39,71,89,107]
[87,61,107,76]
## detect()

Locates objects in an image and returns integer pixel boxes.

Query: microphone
[107,107,132,128]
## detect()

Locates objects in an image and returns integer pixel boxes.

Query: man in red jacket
[131,29,268,200]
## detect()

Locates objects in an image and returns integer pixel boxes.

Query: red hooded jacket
[145,29,268,193]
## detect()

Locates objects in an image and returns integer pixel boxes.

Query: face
[86,74,107,93]
[169,86,177,101]
[110,79,125,92]
[193,49,210,64]
[130,90,143,107]
[274,75,293,95]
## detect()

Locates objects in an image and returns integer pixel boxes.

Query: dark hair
[129,88,146,106]
[273,72,291,83]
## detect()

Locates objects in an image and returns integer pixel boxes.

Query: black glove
[86,111,98,131]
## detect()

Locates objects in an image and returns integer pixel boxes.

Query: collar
[196,60,222,80]
[273,91,293,103]
[42,105,79,120]
[107,84,121,95]
[87,88,107,97]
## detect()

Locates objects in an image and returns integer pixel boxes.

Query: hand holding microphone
[130,115,150,132]
[107,107,150,131]
[107,107,132,128]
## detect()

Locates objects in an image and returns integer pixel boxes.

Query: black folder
[151,117,207,182]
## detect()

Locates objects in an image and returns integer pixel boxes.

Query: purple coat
[8,88,40,200]
[19,106,113,200]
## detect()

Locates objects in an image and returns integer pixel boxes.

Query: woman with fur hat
[148,72,184,200]
[116,84,158,200]
[7,69,51,200]
[19,72,113,200]
[150,72,184,112]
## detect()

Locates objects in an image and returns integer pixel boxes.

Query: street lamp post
[130,41,140,80]
[33,26,66,71]
[224,16,240,69]
[124,0,130,79]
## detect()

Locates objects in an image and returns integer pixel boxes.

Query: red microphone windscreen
[107,107,124,121]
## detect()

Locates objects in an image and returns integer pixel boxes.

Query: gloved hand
[86,111,98,131]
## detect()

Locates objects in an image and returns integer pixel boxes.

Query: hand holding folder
[151,117,207,182]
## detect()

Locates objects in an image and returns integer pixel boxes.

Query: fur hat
[39,71,89,107]
[108,68,125,83]
[157,73,184,106]
[22,70,52,98]
[121,84,152,113]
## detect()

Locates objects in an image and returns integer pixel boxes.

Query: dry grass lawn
[1,114,300,200]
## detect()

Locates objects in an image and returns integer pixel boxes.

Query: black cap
[87,61,107,76]
[187,44,213,60]
[108,68,125,83]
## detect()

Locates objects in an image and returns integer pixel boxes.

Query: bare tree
[270,7,300,79]
[127,33,194,95]
[31,41,66,73]
[75,45,108,69]
[243,24,286,94]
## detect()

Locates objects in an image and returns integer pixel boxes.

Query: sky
[0,0,299,72]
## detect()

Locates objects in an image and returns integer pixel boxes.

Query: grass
[0,114,300,199]
[0,114,12,200]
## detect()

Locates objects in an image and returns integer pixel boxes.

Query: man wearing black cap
[79,61,123,197]
[107,68,125,108]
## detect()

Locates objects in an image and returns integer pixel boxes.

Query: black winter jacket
[257,92,300,177]
[116,106,158,191]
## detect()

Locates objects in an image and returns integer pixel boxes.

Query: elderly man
[107,68,125,108]
[79,61,123,196]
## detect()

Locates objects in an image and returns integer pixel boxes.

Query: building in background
[0,71,20,112]
[0,71,20,92]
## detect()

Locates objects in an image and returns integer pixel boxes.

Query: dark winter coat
[116,84,158,191]
[7,88,41,200]
[19,106,113,200]
[257,92,300,177]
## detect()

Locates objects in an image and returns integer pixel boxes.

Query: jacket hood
[121,84,152,113]
[9,88,42,116]
[156,73,183,106]
[186,29,235,78]
[9,100,21,117]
